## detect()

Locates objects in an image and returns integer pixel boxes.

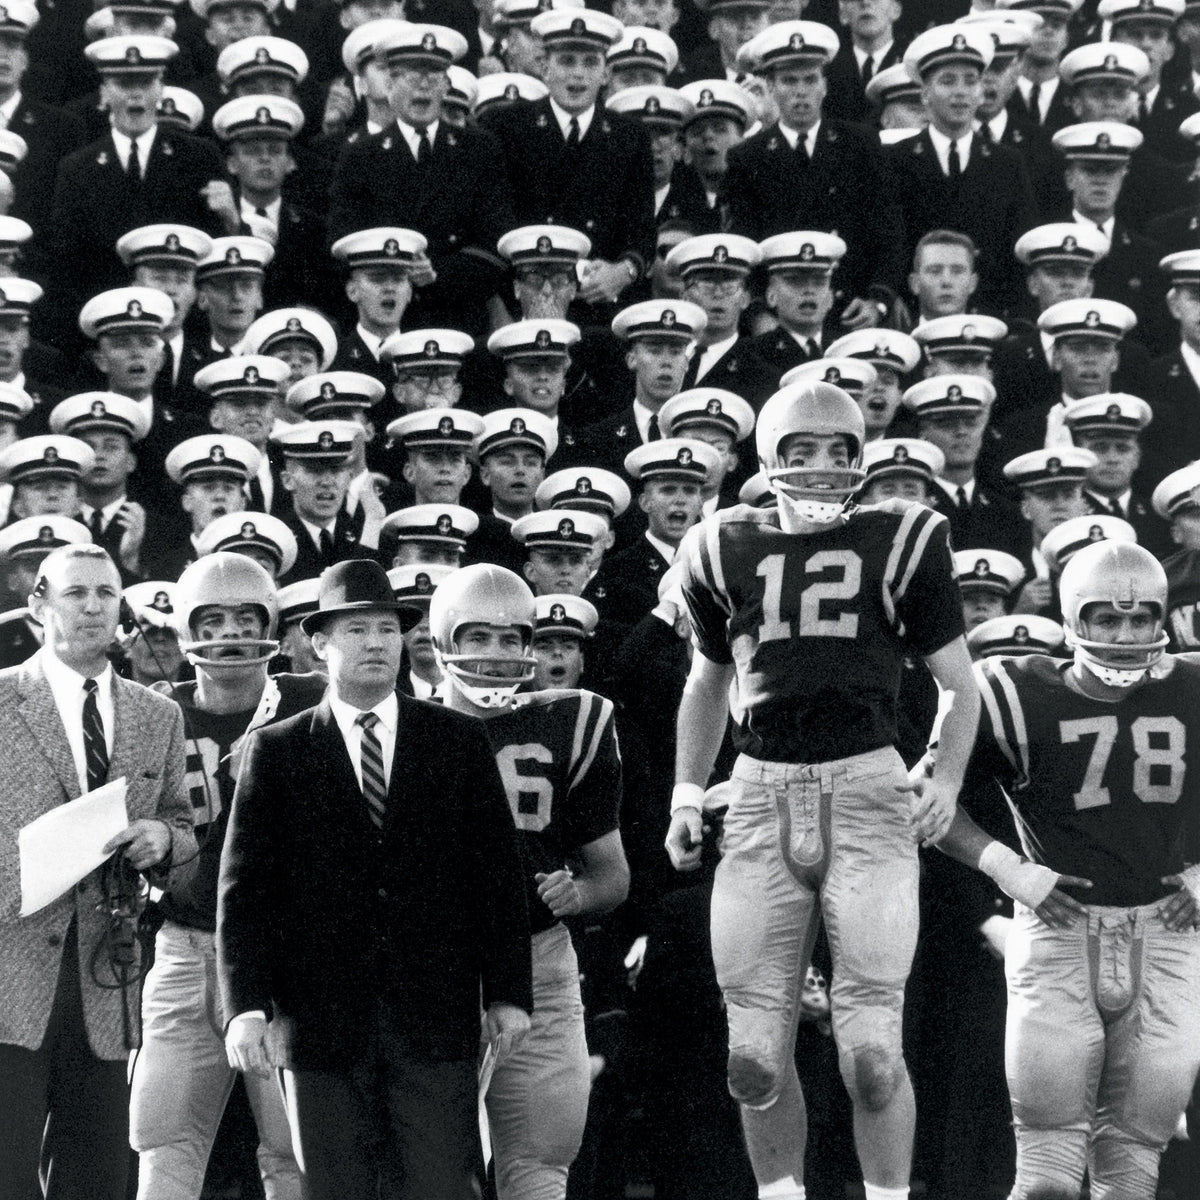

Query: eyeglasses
[685,277,744,296]
[519,270,575,290]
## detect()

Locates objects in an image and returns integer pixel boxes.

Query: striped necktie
[356,711,386,828]
[83,678,108,793]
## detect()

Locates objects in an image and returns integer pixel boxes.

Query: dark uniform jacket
[725,118,908,312]
[328,121,516,337]
[279,508,371,587]
[823,40,904,126]
[7,95,87,237]
[1139,347,1200,489]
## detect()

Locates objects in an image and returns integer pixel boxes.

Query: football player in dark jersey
[128,554,326,1200]
[666,381,980,1200]
[431,564,629,1200]
[931,541,1200,1200]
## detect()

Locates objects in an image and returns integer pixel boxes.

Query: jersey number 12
[757,550,862,642]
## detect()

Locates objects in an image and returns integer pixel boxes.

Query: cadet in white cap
[954,547,1026,627]
[487,319,582,423]
[597,438,718,623]
[157,87,204,132]
[536,467,632,521]
[1042,511,1137,579]
[676,80,754,215]
[0,280,42,415]
[745,232,846,381]
[276,576,323,673]
[287,371,385,422]
[0,435,95,523]
[243,308,338,383]
[658,387,754,511]
[0,381,32,452]
[383,502,479,566]
[904,23,994,80]
[865,64,927,130]
[380,328,472,414]
[195,354,289,453]
[1152,461,1200,549]
[960,13,1042,145]
[0,515,90,620]
[966,613,1066,657]
[1102,0,1184,141]
[511,507,609,595]
[192,236,271,355]
[472,72,550,116]
[78,287,175,415]
[117,226,212,352]
[466,410,559,572]
[387,407,483,507]
[604,87,695,216]
[189,0,278,43]
[914,314,1008,376]
[498,225,592,322]
[1015,223,1110,315]
[50,393,152,575]
[338,18,407,136]
[782,357,878,398]
[1053,126,1145,265]
[531,592,598,688]
[387,562,455,696]
[735,19,840,78]
[827,329,922,441]
[196,236,275,286]
[858,437,946,506]
[1058,42,1149,127]
[164,433,261,566]
[1003,446,1096,593]
[216,35,309,95]
[493,0,584,77]
[442,66,478,127]
[121,580,184,687]
[195,509,298,578]
[273,419,377,582]
[607,27,678,90]
[610,299,706,436]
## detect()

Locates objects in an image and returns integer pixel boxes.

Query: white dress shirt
[777,119,819,159]
[80,496,127,536]
[654,181,671,215]
[1072,210,1115,242]
[111,126,156,176]
[41,648,115,794]
[1017,75,1059,124]
[1180,340,1200,393]
[928,125,972,176]
[239,195,281,245]
[935,476,975,506]
[632,399,661,444]
[396,118,439,160]
[978,109,1008,143]
[328,689,398,792]
[549,98,594,141]
[0,90,20,130]
[644,530,676,566]
[355,323,385,360]
[298,515,338,553]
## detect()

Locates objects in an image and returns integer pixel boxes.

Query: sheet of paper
[19,777,129,916]
[478,1039,498,1168]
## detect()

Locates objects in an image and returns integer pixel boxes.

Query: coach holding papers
[0,542,193,1200]
[218,558,532,1200]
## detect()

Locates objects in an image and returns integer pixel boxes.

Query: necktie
[805,337,820,360]
[356,712,387,828]
[956,485,969,509]
[861,54,875,84]
[88,507,105,542]
[247,475,266,512]
[1138,94,1149,123]
[417,131,432,165]
[319,526,335,564]
[794,134,809,165]
[1028,80,1042,123]
[128,139,142,182]
[1109,497,1124,518]
[681,352,700,390]
[647,414,661,442]
[978,120,994,146]
[947,140,962,180]
[83,678,108,794]
[566,117,581,149]
[255,206,268,218]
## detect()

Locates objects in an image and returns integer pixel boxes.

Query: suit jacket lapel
[16,653,81,801]
[310,699,371,828]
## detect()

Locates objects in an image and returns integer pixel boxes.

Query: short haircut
[913,229,980,268]
[33,543,117,597]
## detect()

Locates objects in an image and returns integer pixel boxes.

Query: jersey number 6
[757,549,862,642]
[495,742,554,832]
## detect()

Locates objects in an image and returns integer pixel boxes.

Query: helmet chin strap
[771,484,846,532]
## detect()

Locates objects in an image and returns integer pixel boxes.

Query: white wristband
[979,841,1059,910]
[670,783,705,814]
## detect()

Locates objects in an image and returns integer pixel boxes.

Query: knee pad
[837,1042,905,1112]
[1010,1127,1087,1200]
[1088,1133,1161,1200]
[728,1050,782,1109]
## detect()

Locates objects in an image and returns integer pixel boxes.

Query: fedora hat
[301,558,421,635]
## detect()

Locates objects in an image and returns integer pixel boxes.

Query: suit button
[48,934,62,947]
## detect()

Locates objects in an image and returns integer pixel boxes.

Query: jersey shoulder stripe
[879,502,945,631]
[566,689,617,793]
[975,655,1031,785]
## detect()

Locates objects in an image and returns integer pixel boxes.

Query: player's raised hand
[665,808,704,872]
[1160,869,1200,930]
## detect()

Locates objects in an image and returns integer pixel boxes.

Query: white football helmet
[174,552,280,670]
[428,563,537,708]
[755,380,866,530]
[1059,540,1168,687]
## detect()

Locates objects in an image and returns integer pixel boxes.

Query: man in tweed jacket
[0,543,194,1200]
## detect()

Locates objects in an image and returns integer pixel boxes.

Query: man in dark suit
[219,557,532,1200]
[484,8,655,328]
[328,24,516,337]
[45,35,235,336]
[0,543,194,1200]
[887,25,1037,318]
[823,0,905,125]
[1008,0,1074,135]
[726,20,907,328]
